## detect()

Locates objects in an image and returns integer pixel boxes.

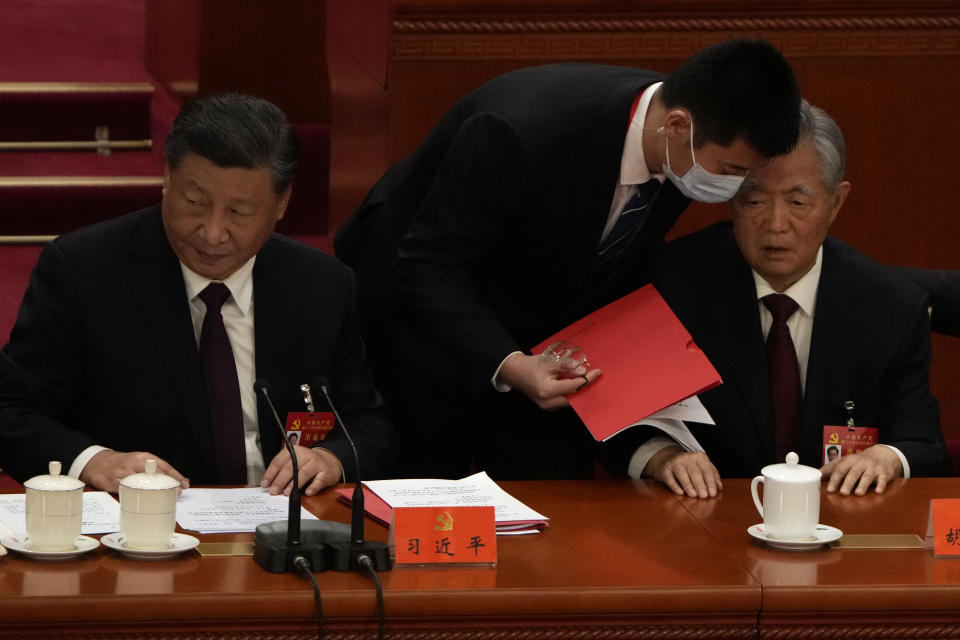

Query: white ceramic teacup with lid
[750,452,822,541]
[24,460,84,551]
[119,459,180,550]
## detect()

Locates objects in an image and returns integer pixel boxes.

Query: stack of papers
[0,492,121,535]
[337,472,549,535]
[176,488,320,534]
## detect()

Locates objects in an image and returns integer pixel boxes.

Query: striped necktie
[598,179,662,256]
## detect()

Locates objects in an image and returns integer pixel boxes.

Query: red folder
[533,285,721,441]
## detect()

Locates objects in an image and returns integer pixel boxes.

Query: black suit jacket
[336,63,690,396]
[896,267,960,338]
[606,223,948,477]
[0,206,395,485]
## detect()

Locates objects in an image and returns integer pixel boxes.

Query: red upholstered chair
[275,123,333,253]
[948,439,960,477]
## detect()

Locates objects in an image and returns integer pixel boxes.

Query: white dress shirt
[629,247,909,478]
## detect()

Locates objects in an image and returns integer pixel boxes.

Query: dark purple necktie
[199,283,246,484]
[763,293,802,462]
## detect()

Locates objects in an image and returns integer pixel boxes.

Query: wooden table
[1,478,958,639]
[676,477,960,640]
[0,481,761,639]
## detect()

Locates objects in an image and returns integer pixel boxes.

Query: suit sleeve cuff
[491,350,525,392]
[877,444,910,478]
[627,436,678,479]
[68,445,111,481]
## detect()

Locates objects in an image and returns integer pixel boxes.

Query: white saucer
[747,523,843,551]
[1,534,100,560]
[101,532,199,560]
[748,524,843,551]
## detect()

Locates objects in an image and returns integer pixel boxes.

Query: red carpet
[0,0,148,82]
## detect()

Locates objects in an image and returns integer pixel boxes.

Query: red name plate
[393,506,497,565]
[931,499,960,558]
[284,412,335,446]
[822,425,878,465]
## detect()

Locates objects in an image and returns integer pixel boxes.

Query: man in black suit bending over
[618,102,948,497]
[335,39,802,480]
[0,94,395,494]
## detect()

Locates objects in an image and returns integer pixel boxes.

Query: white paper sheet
[643,395,716,425]
[0,491,121,536]
[362,471,548,525]
[628,417,705,452]
[175,487,320,534]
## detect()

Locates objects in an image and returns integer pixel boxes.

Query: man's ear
[829,181,851,225]
[660,109,692,141]
[275,186,292,221]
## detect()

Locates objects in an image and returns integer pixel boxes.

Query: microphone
[313,377,390,572]
[251,379,351,573]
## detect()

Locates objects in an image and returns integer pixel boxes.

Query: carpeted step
[0,176,163,236]
[0,82,153,147]
[0,147,164,236]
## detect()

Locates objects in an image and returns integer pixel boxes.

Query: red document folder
[533,285,721,441]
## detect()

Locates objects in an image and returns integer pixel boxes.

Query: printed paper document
[176,487,319,534]
[0,492,121,535]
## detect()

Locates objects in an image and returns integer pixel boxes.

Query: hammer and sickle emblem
[828,432,839,444]
[435,512,454,531]
[293,419,301,428]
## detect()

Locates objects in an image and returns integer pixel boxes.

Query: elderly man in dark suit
[0,94,395,494]
[336,39,802,480]
[615,101,949,498]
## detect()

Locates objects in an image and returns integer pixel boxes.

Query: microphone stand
[313,378,391,572]
[252,380,350,573]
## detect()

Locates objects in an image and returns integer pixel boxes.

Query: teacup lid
[760,452,822,482]
[119,459,181,490]
[23,461,84,491]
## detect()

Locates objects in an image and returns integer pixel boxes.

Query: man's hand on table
[80,450,189,494]
[820,444,903,496]
[261,445,343,497]
[645,445,722,499]
[497,352,602,410]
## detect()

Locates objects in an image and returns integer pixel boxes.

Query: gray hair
[799,100,846,194]
[165,93,299,194]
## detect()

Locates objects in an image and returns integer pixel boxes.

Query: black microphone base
[327,540,392,572]
[254,520,351,573]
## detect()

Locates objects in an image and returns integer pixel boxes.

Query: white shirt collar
[620,82,664,187]
[752,245,823,317]
[180,256,256,316]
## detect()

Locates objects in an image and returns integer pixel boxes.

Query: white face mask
[662,121,745,203]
